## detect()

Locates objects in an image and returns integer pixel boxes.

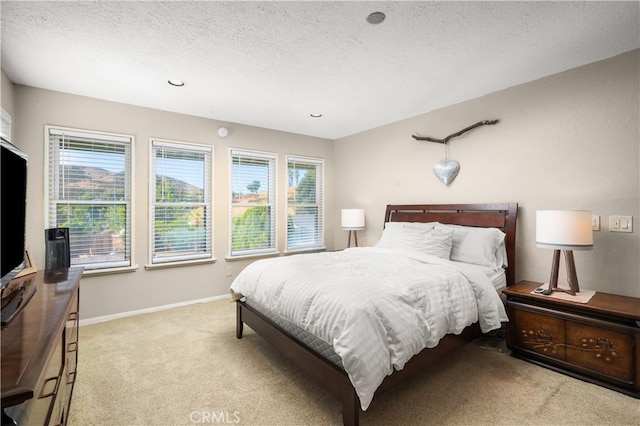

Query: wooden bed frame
[235,203,518,425]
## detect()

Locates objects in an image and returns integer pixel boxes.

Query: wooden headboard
[384,203,518,286]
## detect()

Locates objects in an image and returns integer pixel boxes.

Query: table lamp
[341,209,365,248]
[536,210,593,295]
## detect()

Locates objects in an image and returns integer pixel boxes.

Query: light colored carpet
[68,298,640,426]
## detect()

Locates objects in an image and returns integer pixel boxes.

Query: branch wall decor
[412,119,500,185]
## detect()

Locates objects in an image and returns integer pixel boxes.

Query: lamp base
[548,249,580,296]
[347,230,359,248]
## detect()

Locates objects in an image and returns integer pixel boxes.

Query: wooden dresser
[1,267,82,425]
[503,281,640,398]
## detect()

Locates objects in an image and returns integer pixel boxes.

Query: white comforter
[230,247,508,410]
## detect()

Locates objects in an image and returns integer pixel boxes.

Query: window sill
[283,246,327,255]
[144,257,217,270]
[82,264,139,276]
[225,252,280,262]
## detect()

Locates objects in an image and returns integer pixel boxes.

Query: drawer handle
[68,312,79,321]
[67,371,77,385]
[40,376,59,398]
[67,342,78,352]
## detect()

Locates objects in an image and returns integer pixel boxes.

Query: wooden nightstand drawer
[511,308,565,360]
[504,281,640,399]
[565,322,634,382]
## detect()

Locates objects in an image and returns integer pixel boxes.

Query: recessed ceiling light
[366,12,386,25]
[168,79,185,87]
[310,113,323,118]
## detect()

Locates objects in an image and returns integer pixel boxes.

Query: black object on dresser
[1,267,82,425]
[44,228,71,271]
[503,281,640,399]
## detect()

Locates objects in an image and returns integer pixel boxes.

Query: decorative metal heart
[433,159,460,185]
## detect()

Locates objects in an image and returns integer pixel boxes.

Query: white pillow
[375,222,437,249]
[375,222,408,248]
[406,227,454,258]
[435,223,506,269]
[376,223,452,259]
[399,221,438,230]
[496,241,508,268]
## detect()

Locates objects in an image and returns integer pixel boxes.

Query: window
[150,139,213,264]
[230,149,276,257]
[286,156,324,251]
[1,108,11,142]
[47,127,132,270]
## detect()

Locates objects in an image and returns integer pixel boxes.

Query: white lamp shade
[341,209,365,230]
[536,210,593,250]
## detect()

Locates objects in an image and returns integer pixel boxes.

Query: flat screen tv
[1,137,28,288]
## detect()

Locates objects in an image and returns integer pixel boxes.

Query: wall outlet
[225,265,233,277]
[609,215,633,233]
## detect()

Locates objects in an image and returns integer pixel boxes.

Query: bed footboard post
[342,388,359,426]
[236,302,244,339]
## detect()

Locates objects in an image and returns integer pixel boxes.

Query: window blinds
[230,149,277,256]
[150,140,212,263]
[286,156,324,251]
[47,127,132,269]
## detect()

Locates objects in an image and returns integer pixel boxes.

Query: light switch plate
[591,215,600,231]
[609,215,633,233]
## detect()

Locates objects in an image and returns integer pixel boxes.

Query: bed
[231,203,518,425]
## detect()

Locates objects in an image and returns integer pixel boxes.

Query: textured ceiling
[1,1,638,140]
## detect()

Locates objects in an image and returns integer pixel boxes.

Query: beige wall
[333,50,640,297]
[11,86,334,319]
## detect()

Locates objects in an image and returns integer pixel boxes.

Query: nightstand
[503,281,640,399]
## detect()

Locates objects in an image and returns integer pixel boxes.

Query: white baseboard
[79,294,231,326]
